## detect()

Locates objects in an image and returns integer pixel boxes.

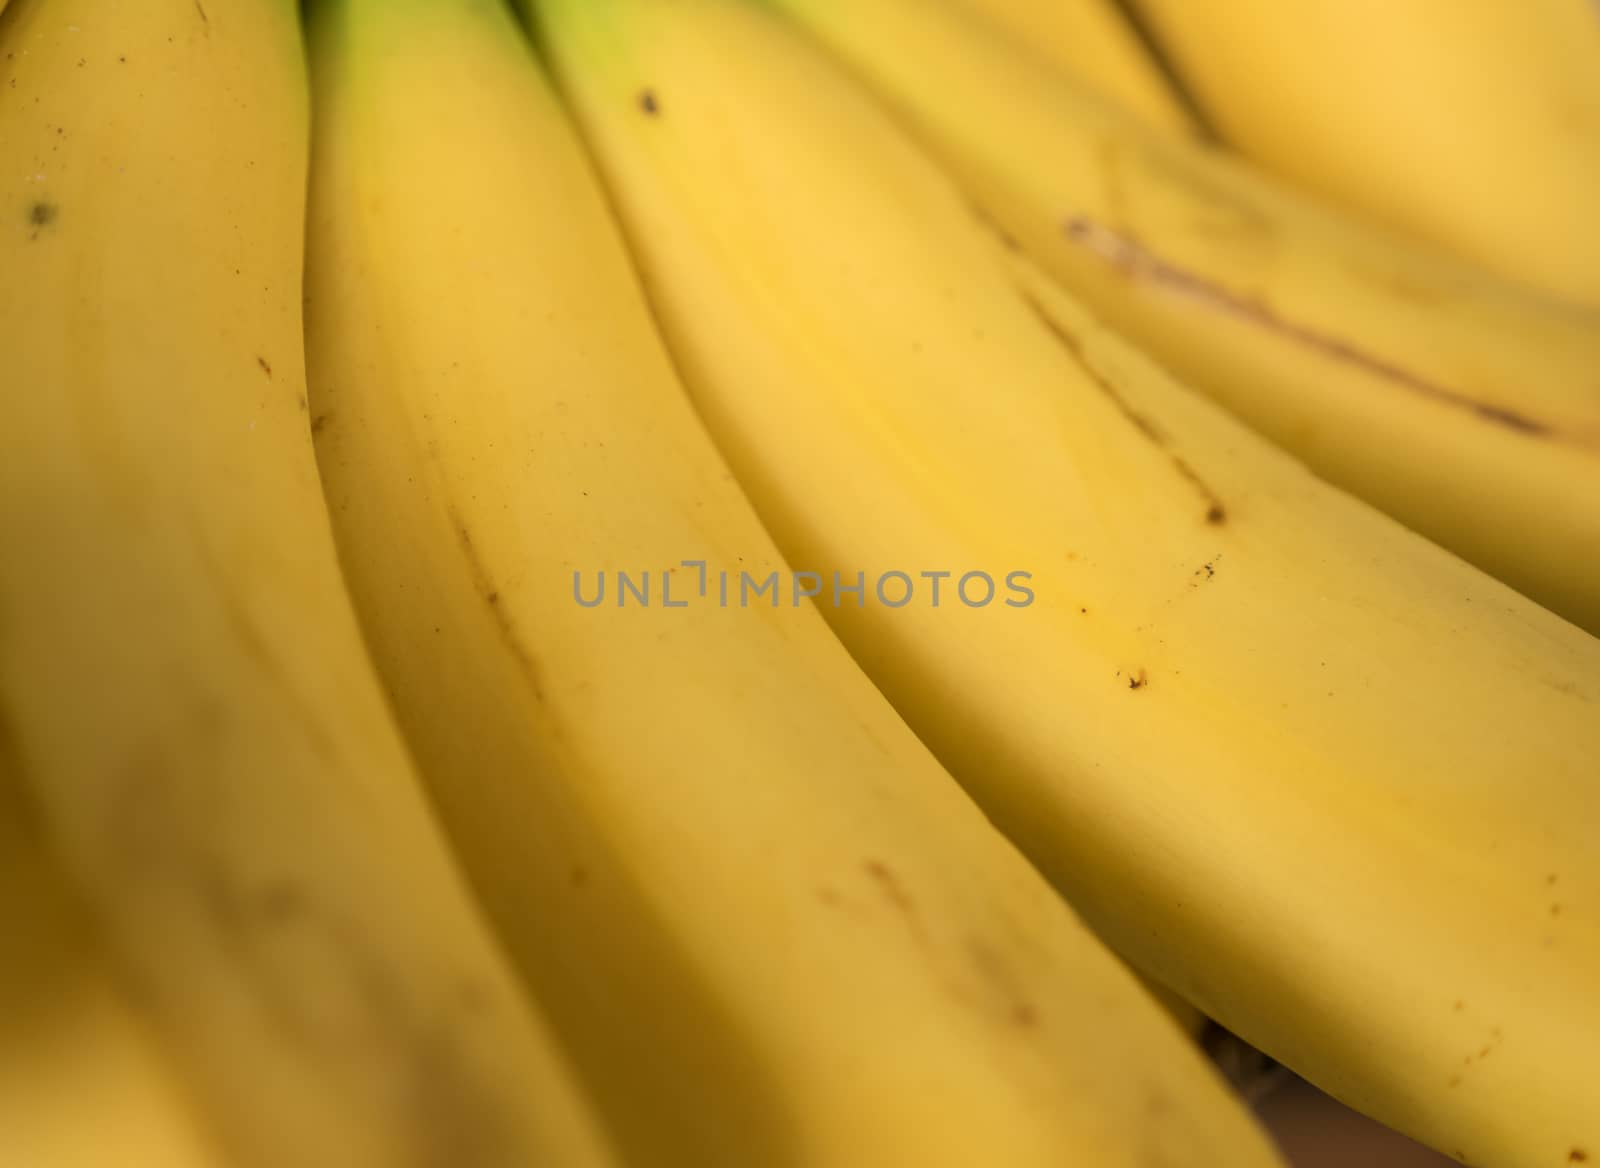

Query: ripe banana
[765,0,1600,637]
[0,2,612,1165]
[534,1,1600,1165]
[1131,0,1600,308]
[0,788,222,1168]
[303,0,1284,1165]
[949,0,1195,135]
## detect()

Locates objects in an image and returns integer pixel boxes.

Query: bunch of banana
[298,0,1278,1164]
[949,0,1196,136]
[532,3,1600,1168]
[759,0,1600,638]
[0,1,611,1165]
[1131,0,1600,308]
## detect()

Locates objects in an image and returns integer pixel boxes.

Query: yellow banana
[951,0,1195,135]
[0,790,222,1168]
[303,0,1284,1164]
[1132,0,1600,308]
[766,0,1600,637]
[535,1,1600,1164]
[0,2,612,1165]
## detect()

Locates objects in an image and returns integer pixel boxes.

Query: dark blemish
[1080,607,1089,614]
[310,413,331,435]
[1453,1000,1465,1011]
[569,865,588,888]
[119,56,128,64]
[1552,903,1562,917]
[27,201,57,239]
[257,356,272,378]
[193,0,210,28]
[1571,1149,1589,1163]
[967,200,1021,252]
[1016,284,1230,525]
[966,937,1040,1032]
[1062,216,1555,439]
[1128,668,1149,691]
[1548,874,1559,886]
[298,396,308,411]
[1448,1074,1461,1087]
[638,89,660,116]
[447,506,544,701]
[863,859,915,918]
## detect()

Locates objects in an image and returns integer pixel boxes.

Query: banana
[0,3,612,1165]
[302,0,1285,1164]
[949,0,1195,135]
[1131,0,1600,308]
[533,1,1600,1164]
[0,787,223,1168]
[764,0,1600,637]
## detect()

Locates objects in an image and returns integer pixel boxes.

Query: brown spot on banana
[1014,282,1230,525]
[1061,216,1555,438]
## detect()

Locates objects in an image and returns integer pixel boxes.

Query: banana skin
[766,0,1600,637]
[1132,0,1600,308]
[0,2,613,1165]
[303,0,1286,1164]
[535,0,1600,1164]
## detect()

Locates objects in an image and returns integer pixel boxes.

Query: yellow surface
[1136,0,1600,307]
[304,0,1286,1164]
[544,0,1600,1164]
[0,1,612,1164]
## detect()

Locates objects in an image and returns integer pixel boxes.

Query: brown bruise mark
[193,0,210,32]
[965,937,1040,1031]
[27,201,57,241]
[863,859,915,917]
[569,865,588,889]
[1061,216,1555,438]
[1127,668,1150,691]
[310,412,332,436]
[638,88,660,116]
[1017,284,1229,524]
[967,201,1021,253]
[257,356,272,379]
[446,506,545,702]
[861,858,929,948]
[1571,1149,1589,1163]
[120,788,523,1167]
